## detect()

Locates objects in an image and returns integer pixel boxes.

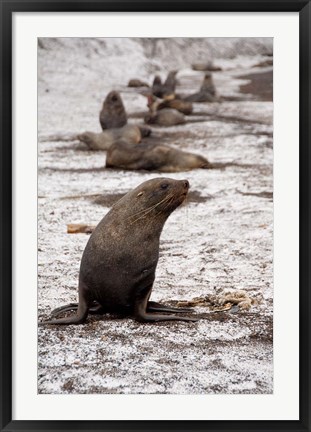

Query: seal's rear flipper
[38,295,89,326]
[51,300,104,317]
[135,295,199,323]
[135,310,199,323]
[51,303,78,317]
[147,301,193,314]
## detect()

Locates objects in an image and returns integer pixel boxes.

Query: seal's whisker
[130,199,173,224]
[130,194,175,224]
[161,196,175,212]
[128,193,175,220]
[127,200,163,220]
[128,203,161,221]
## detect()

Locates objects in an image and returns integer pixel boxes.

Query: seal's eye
[137,191,144,197]
[111,95,118,102]
[161,183,169,190]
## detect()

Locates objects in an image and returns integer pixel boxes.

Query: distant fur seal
[99,91,152,138]
[77,125,142,151]
[99,91,127,130]
[200,72,216,96]
[144,109,185,126]
[152,71,177,99]
[184,73,218,103]
[192,62,222,72]
[163,70,178,92]
[128,79,149,88]
[147,94,193,115]
[184,92,216,103]
[106,139,210,172]
[40,178,197,324]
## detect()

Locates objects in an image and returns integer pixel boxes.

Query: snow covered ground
[38,38,273,394]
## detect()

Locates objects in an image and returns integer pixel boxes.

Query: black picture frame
[1,1,310,431]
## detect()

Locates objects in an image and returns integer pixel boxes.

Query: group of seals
[127,71,178,96]
[142,70,218,126]
[100,91,209,171]
[79,69,218,152]
[95,86,211,172]
[78,91,151,150]
[77,87,209,172]
[150,70,218,103]
[41,178,197,324]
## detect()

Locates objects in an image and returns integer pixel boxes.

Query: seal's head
[102,91,124,110]
[119,178,190,225]
[153,76,162,86]
[77,131,100,150]
[165,70,178,82]
[77,131,94,143]
[169,70,178,76]
[200,73,214,88]
[144,112,156,124]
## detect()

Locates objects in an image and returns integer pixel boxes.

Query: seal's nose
[182,180,190,189]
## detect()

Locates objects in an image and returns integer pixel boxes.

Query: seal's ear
[137,191,144,197]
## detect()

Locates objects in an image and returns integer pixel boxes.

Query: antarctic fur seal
[144,109,185,126]
[40,178,197,324]
[106,139,210,172]
[152,76,163,98]
[99,91,127,130]
[192,62,222,72]
[152,72,177,99]
[163,70,178,92]
[183,92,217,103]
[77,125,142,151]
[147,94,193,115]
[99,90,152,138]
[200,72,216,96]
[128,79,149,88]
[184,73,218,103]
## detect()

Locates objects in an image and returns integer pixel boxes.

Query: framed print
[1,1,310,432]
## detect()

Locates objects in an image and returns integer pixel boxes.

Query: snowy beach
[38,37,273,394]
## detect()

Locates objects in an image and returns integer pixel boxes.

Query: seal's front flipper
[147,301,193,314]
